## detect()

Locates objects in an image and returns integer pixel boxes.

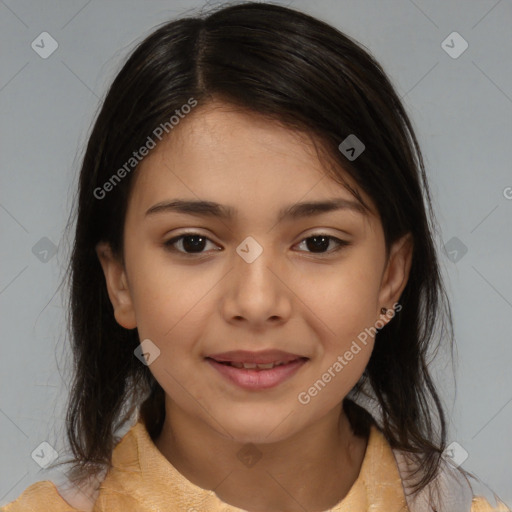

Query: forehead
[128,102,377,220]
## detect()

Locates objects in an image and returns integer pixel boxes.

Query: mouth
[206,358,306,370]
[205,349,307,365]
[205,351,309,390]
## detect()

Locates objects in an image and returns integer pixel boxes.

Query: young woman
[2,2,507,511]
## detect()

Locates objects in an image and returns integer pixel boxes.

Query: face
[96,102,412,444]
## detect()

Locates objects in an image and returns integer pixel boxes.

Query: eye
[164,232,220,255]
[294,233,350,255]
[164,232,350,256]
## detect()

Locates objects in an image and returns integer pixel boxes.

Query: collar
[93,419,408,511]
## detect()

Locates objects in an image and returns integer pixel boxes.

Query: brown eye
[295,234,350,255]
[164,233,219,254]
[163,232,350,257]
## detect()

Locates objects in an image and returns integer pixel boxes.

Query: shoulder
[1,470,104,512]
[0,480,82,512]
[1,421,140,512]
[471,496,511,512]
[392,446,510,512]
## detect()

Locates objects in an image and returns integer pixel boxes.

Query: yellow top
[0,419,507,511]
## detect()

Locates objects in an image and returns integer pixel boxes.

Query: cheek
[294,260,382,345]
[128,255,221,360]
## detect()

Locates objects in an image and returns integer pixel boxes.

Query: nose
[220,239,293,328]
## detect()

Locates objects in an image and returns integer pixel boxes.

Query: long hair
[56,1,454,497]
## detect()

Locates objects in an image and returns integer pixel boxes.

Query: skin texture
[96,102,413,511]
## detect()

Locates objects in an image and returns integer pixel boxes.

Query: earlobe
[95,241,137,329]
[377,233,413,324]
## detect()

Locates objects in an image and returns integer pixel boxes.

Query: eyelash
[163,232,351,257]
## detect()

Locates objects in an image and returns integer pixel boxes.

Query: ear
[95,241,137,329]
[376,232,413,325]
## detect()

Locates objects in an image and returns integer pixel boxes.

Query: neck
[154,397,368,512]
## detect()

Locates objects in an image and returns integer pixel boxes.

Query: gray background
[1,0,511,507]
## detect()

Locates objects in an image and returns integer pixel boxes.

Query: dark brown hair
[56,0,455,499]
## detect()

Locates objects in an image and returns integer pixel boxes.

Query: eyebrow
[145,198,369,222]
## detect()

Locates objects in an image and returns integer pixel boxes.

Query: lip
[206,357,309,390]
[206,349,305,365]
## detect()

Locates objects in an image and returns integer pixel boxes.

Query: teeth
[229,360,289,370]
[254,362,275,369]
